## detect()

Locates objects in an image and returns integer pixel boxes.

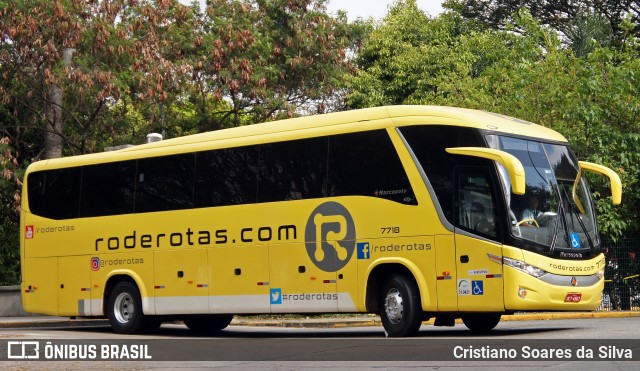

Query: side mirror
[446,147,526,195]
[579,161,622,205]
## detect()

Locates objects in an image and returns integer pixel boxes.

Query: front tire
[107,281,150,334]
[379,274,423,337]
[461,313,501,333]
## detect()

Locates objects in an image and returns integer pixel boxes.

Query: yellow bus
[20,105,621,336]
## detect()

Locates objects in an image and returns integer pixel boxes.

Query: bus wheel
[379,274,422,337]
[462,313,501,333]
[184,314,234,335]
[107,281,147,334]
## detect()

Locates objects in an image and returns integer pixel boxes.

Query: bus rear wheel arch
[106,280,160,334]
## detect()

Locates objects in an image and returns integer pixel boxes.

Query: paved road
[1,316,639,369]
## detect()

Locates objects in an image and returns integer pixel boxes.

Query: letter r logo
[305,202,356,272]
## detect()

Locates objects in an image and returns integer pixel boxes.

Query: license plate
[565,293,582,303]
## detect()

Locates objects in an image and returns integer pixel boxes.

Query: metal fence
[599,239,640,311]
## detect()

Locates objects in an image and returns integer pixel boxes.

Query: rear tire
[379,274,422,337]
[184,314,234,335]
[462,313,501,333]
[107,281,151,334]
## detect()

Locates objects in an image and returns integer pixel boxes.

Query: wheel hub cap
[114,292,134,324]
[384,288,404,325]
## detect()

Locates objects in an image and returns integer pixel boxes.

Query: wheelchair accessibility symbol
[570,232,581,249]
[472,280,484,295]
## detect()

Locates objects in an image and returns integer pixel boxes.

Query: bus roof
[27,105,567,171]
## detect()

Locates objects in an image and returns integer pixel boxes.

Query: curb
[501,311,640,322]
[0,318,110,329]
[0,311,637,330]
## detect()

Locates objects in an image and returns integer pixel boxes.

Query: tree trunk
[43,48,74,159]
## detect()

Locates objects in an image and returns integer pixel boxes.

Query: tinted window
[135,154,195,213]
[258,137,327,203]
[80,161,136,217]
[28,130,422,220]
[328,130,416,205]
[195,146,258,207]
[28,168,81,220]
[456,167,499,239]
[400,126,483,221]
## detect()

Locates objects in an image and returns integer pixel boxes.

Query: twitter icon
[270,288,282,304]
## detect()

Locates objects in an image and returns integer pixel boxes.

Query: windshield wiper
[549,191,564,253]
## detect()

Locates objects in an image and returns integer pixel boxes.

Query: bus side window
[28,168,81,220]
[258,137,327,202]
[327,130,417,205]
[80,161,136,217]
[399,125,484,225]
[194,146,259,207]
[455,167,498,239]
[135,154,195,213]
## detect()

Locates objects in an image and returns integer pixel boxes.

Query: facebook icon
[357,242,371,260]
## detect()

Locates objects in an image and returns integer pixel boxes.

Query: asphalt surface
[0,311,638,329]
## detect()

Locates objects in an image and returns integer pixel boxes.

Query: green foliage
[0,0,198,157]
[185,0,355,128]
[0,192,20,285]
[0,138,21,285]
[583,131,640,240]
[443,0,637,48]
[348,1,463,107]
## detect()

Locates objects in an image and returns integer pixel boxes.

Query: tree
[185,0,356,131]
[0,0,199,285]
[564,11,613,57]
[0,0,194,160]
[347,0,513,108]
[443,0,639,47]
[1,0,357,154]
[0,137,20,285]
[347,0,434,107]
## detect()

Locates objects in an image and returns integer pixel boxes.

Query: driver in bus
[521,194,542,226]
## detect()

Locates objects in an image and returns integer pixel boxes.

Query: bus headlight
[503,257,547,278]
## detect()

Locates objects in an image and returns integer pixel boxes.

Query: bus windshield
[487,135,599,258]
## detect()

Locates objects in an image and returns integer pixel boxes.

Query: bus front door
[454,166,505,312]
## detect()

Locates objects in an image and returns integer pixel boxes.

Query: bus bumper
[503,266,604,311]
